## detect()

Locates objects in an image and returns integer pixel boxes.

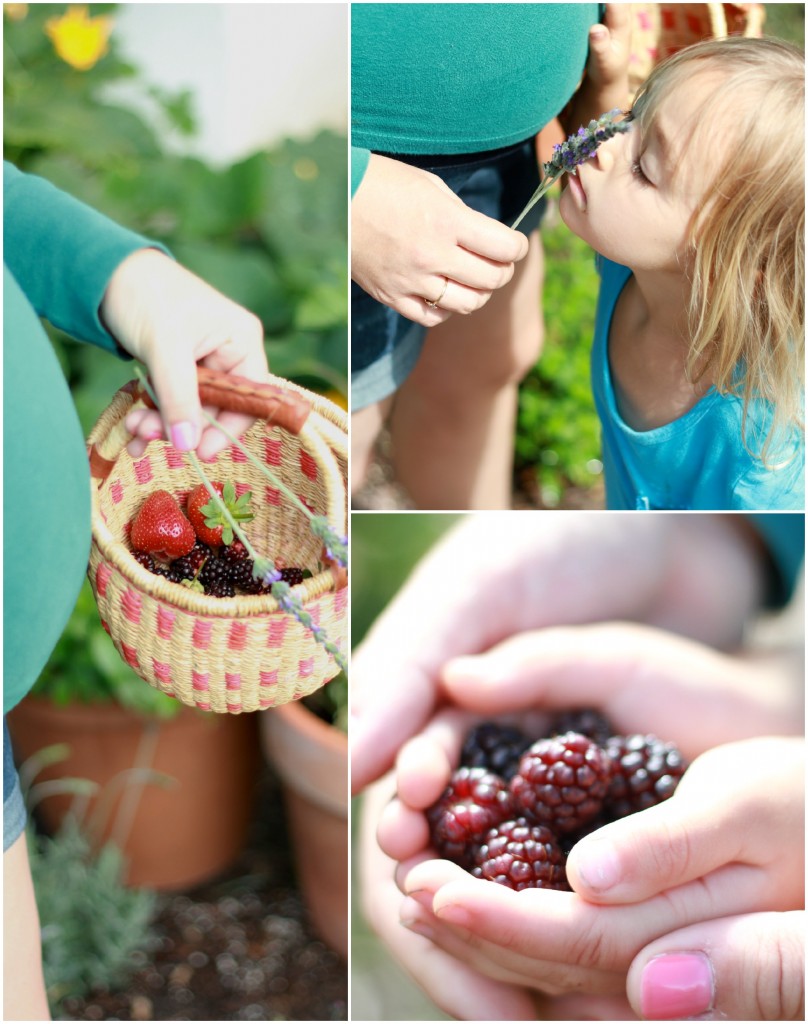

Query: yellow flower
[4,4,29,21]
[45,5,113,71]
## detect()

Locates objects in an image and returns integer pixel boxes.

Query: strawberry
[186,481,254,548]
[130,490,196,560]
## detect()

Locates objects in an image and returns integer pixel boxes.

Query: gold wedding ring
[424,277,449,309]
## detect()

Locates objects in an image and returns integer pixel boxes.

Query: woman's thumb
[147,351,202,452]
[627,911,804,1021]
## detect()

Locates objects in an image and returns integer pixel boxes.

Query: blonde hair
[632,37,804,464]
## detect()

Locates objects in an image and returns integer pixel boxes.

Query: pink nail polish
[641,952,714,1020]
[170,421,196,451]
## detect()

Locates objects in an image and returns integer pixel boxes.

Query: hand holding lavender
[512,109,630,229]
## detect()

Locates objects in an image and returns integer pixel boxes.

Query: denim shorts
[3,719,26,851]
[352,135,546,411]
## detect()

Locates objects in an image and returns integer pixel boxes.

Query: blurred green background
[4,2,347,715]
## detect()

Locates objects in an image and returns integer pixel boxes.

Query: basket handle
[140,366,312,435]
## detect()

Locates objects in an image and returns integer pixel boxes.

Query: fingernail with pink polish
[170,421,197,451]
[641,952,714,1020]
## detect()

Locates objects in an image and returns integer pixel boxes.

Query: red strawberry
[130,490,196,560]
[186,481,254,547]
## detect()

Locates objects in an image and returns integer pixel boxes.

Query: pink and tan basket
[86,369,347,714]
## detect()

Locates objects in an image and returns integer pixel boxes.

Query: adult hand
[388,738,803,1016]
[359,774,538,1022]
[351,153,529,327]
[351,514,768,793]
[100,248,269,461]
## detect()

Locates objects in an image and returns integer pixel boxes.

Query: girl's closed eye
[631,159,652,186]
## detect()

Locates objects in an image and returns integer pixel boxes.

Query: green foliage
[28,816,157,1015]
[32,580,180,717]
[516,206,602,506]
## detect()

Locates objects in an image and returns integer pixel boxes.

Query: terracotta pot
[261,699,348,958]
[7,696,261,891]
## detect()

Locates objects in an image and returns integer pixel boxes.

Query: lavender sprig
[271,581,348,673]
[309,516,348,568]
[511,109,631,230]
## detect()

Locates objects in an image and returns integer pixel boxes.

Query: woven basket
[628,3,765,97]
[87,369,348,714]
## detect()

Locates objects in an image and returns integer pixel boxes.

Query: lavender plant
[512,109,631,229]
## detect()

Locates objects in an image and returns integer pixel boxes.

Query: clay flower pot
[8,695,261,890]
[261,698,348,958]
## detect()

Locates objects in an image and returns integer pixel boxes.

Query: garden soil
[57,767,347,1022]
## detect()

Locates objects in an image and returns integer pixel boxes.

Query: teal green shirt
[351,2,597,193]
[3,162,158,714]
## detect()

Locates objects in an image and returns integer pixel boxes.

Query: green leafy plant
[20,744,159,1016]
[29,816,157,1014]
[515,206,603,506]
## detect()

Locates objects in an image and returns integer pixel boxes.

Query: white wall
[111,3,348,164]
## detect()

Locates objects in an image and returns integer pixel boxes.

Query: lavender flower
[271,580,348,672]
[309,516,348,568]
[512,109,631,229]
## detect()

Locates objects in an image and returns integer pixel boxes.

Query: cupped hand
[351,513,768,793]
[390,738,803,1010]
[351,153,529,327]
[359,775,538,1021]
[100,248,269,461]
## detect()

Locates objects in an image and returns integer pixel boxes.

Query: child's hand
[564,4,633,131]
[394,737,803,1015]
[100,248,269,461]
[587,3,632,96]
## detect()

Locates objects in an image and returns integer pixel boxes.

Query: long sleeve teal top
[3,162,157,714]
[351,2,598,194]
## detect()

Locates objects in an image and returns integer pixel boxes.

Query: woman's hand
[351,154,529,327]
[351,514,769,793]
[100,248,269,461]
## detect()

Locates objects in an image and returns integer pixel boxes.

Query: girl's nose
[591,134,619,172]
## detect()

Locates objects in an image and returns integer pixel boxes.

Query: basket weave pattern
[87,378,347,714]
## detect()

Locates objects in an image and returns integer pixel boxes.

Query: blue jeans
[3,719,26,851]
[351,135,546,409]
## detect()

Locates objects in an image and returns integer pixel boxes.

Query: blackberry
[199,556,235,597]
[510,732,614,834]
[227,557,260,591]
[460,722,533,781]
[132,550,156,573]
[205,578,236,599]
[550,708,615,746]
[170,554,198,580]
[426,767,513,869]
[223,540,250,563]
[279,566,306,587]
[604,734,686,818]
[473,818,569,891]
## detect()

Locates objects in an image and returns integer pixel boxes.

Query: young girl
[559,37,804,510]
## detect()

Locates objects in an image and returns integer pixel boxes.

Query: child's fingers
[394,706,478,809]
[568,737,804,906]
[376,797,430,863]
[424,861,772,974]
[394,898,539,1020]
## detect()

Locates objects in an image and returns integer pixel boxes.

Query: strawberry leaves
[187,481,254,548]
